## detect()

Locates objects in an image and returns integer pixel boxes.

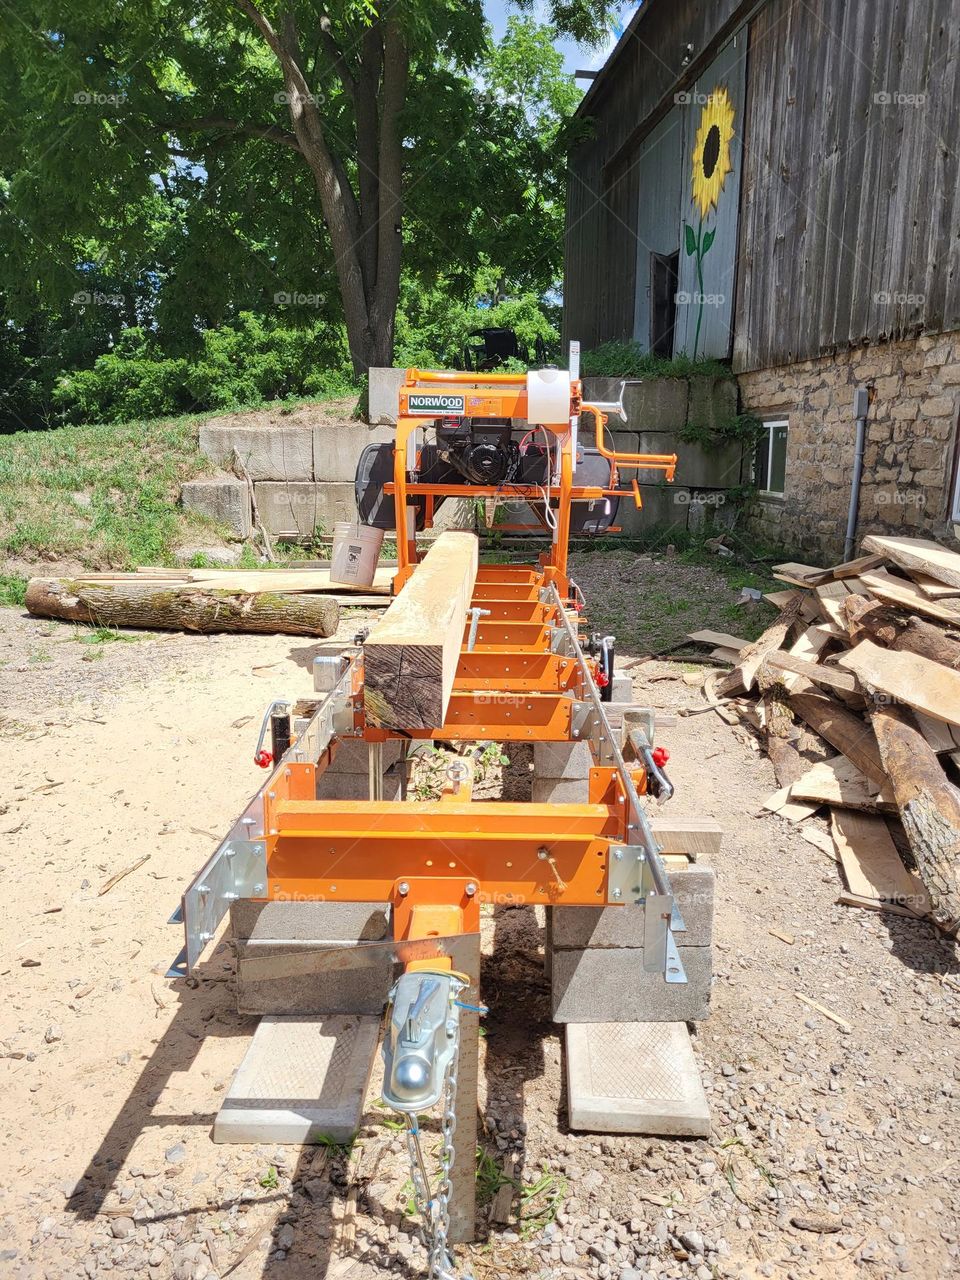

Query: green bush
[53,314,355,424]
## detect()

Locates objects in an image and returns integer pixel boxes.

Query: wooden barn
[564,0,960,559]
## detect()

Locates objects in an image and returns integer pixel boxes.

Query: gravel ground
[1,554,959,1280]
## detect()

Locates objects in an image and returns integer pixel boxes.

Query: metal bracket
[570,700,616,764]
[181,836,267,973]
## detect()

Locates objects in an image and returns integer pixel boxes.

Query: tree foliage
[0,0,613,405]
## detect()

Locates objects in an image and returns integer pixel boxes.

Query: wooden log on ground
[871,705,960,933]
[363,532,478,730]
[717,593,804,696]
[25,577,339,637]
[787,680,888,787]
[843,596,960,669]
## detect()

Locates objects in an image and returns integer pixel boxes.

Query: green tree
[0,2,613,378]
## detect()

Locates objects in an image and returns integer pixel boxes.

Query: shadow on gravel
[882,913,960,978]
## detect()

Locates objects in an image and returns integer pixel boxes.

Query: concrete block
[180,477,252,539]
[214,1014,379,1144]
[611,673,633,701]
[369,367,406,424]
[565,1021,711,1136]
[313,423,394,482]
[617,485,690,535]
[199,424,313,481]
[551,866,714,949]
[316,771,402,801]
[255,482,357,537]
[533,740,593,781]
[232,899,392,1015]
[551,945,712,1023]
[327,740,403,772]
[532,776,589,804]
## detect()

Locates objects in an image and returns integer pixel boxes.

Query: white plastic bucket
[329,521,384,588]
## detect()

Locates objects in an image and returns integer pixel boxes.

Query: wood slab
[763,786,821,822]
[839,638,960,729]
[907,571,960,600]
[860,569,960,625]
[687,630,748,651]
[789,757,895,812]
[763,651,858,695]
[773,562,828,586]
[831,809,928,914]
[363,532,478,730]
[862,534,960,590]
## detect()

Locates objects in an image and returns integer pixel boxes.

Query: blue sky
[483,1,639,76]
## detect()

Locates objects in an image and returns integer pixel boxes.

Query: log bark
[787,679,888,787]
[718,593,804,696]
[843,595,960,669]
[25,578,339,637]
[871,705,960,933]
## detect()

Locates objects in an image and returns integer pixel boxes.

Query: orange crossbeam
[453,651,580,692]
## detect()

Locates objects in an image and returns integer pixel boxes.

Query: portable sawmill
[174,356,692,1279]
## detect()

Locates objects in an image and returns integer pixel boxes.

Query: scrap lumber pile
[24,565,392,636]
[687,536,960,935]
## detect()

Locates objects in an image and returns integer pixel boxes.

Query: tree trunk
[25,578,340,637]
[871,705,960,934]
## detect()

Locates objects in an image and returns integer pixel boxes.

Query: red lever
[254,749,273,769]
[595,667,609,688]
[651,746,670,768]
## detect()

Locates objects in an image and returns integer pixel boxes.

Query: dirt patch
[0,570,958,1280]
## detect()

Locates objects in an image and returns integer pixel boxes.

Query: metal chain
[401,1010,472,1280]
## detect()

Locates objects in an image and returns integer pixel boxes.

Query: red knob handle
[651,746,670,767]
[254,749,273,769]
[595,667,609,688]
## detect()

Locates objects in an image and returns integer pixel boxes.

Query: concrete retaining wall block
[180,477,252,539]
[254,481,357,537]
[198,424,313,481]
[313,423,395,482]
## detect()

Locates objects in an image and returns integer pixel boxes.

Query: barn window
[755,419,788,498]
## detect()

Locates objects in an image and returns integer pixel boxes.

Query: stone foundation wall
[738,331,960,561]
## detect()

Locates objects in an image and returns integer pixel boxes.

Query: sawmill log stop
[172,362,717,1269]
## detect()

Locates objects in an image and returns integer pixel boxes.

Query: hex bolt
[613,850,623,861]
[611,888,623,900]
[398,881,410,896]
[537,847,549,860]
[465,882,477,896]
[252,883,265,894]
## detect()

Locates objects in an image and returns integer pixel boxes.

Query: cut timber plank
[839,639,960,729]
[74,568,394,595]
[686,629,748,651]
[860,570,960,625]
[800,825,839,860]
[763,786,821,822]
[763,651,858,695]
[363,532,478,731]
[907,571,960,600]
[789,757,895,812]
[843,596,960,668]
[649,817,723,861]
[831,810,928,914]
[862,534,960,591]
[914,712,960,754]
[710,646,740,663]
[871,706,960,933]
[773,562,828,586]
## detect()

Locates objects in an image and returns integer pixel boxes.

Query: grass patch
[580,340,734,381]
[0,573,27,606]
[0,393,351,573]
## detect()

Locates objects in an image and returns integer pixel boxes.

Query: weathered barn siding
[566,0,960,368]
[563,0,756,349]
[734,0,960,372]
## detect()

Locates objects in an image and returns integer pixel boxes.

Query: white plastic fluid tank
[526,369,571,425]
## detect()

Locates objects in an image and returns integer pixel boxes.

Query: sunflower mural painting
[684,86,736,359]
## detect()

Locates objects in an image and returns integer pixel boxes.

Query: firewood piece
[839,639,960,729]
[24,578,340,637]
[718,594,804,696]
[363,532,478,730]
[871,705,960,933]
[788,682,887,786]
[842,595,960,669]
[862,534,960,590]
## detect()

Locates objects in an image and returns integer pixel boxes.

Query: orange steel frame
[258,368,678,963]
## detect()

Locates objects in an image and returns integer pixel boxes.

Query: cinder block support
[231,900,393,1016]
[551,945,712,1023]
[552,866,714,949]
[317,739,404,801]
[181,477,252,539]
